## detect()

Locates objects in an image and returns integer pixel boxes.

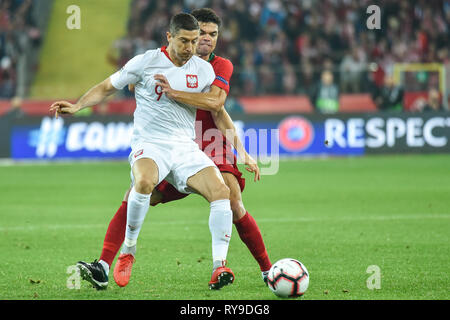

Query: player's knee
[134,176,155,194]
[230,199,246,221]
[209,182,230,202]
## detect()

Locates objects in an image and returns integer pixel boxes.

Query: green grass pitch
[0,154,449,300]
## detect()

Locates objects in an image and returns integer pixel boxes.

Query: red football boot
[208,261,235,290]
[113,253,136,287]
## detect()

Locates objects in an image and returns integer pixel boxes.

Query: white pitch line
[0,214,449,232]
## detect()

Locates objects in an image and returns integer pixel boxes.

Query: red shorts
[152,151,245,206]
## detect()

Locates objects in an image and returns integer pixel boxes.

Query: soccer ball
[267,258,309,298]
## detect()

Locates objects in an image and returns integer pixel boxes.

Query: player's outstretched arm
[154,74,226,112]
[49,78,117,118]
[212,108,261,182]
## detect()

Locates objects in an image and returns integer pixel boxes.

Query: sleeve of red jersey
[211,58,234,95]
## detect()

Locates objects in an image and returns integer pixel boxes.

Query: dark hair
[169,13,199,35]
[191,8,221,28]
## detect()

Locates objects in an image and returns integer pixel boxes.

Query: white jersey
[110,47,215,146]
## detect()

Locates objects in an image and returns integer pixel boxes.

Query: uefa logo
[278,116,314,152]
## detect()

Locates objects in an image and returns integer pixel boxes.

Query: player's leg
[222,172,272,284]
[101,180,184,287]
[98,185,164,266]
[82,184,172,289]
[120,158,158,252]
[149,188,164,206]
[150,180,189,206]
[123,157,159,249]
[83,186,161,280]
[113,157,160,287]
[187,166,230,202]
[186,166,235,289]
[99,189,131,268]
[107,182,183,254]
[77,189,131,290]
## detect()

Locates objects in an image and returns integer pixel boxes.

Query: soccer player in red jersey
[77,8,272,290]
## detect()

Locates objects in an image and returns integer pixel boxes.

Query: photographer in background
[373,75,404,112]
[312,70,339,114]
[422,88,443,112]
[0,96,24,157]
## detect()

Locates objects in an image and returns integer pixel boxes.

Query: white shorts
[128,139,218,194]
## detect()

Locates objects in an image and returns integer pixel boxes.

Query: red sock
[234,212,272,272]
[99,201,128,266]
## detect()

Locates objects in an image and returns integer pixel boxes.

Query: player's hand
[49,101,80,118]
[244,154,260,182]
[154,74,175,99]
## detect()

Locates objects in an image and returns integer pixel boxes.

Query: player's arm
[211,108,261,182]
[50,53,144,117]
[49,78,117,118]
[154,74,226,112]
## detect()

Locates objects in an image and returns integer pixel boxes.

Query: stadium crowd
[108,0,449,112]
[0,0,42,99]
[1,0,448,113]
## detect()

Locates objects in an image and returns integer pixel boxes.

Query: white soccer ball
[267,258,309,298]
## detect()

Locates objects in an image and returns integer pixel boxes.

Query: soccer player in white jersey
[50,13,237,289]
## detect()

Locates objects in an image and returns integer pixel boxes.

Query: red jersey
[195,53,234,163]
[154,54,245,201]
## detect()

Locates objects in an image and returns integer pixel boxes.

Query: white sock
[209,199,233,265]
[98,259,110,276]
[124,187,151,251]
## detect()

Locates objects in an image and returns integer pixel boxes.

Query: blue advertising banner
[238,116,364,157]
[6,112,450,160]
[11,117,133,160]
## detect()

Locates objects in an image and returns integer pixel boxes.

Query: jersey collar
[208,52,216,62]
[161,46,174,63]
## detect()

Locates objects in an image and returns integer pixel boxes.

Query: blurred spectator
[6,96,24,118]
[312,70,339,114]
[238,41,258,96]
[1,0,447,99]
[0,56,15,97]
[374,75,404,111]
[410,87,445,112]
[297,59,316,97]
[339,46,367,93]
[0,96,24,157]
[282,60,297,94]
[114,0,449,97]
[409,96,427,112]
[422,88,443,112]
[0,0,42,98]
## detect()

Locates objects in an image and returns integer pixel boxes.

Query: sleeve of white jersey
[110,54,144,90]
